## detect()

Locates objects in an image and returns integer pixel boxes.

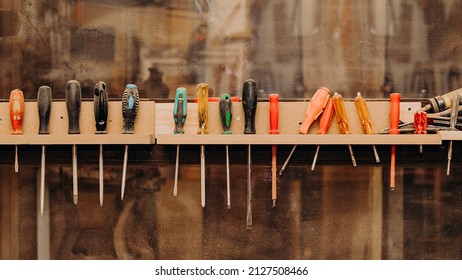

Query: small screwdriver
[219,93,233,208]
[354,92,380,163]
[173,87,187,196]
[389,93,401,190]
[9,89,24,173]
[269,94,279,207]
[197,83,209,207]
[332,92,357,167]
[37,86,52,216]
[279,87,330,176]
[94,81,109,206]
[446,94,460,175]
[311,98,335,171]
[65,80,81,204]
[242,79,258,229]
[121,84,139,200]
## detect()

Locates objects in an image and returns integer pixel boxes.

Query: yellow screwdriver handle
[332,92,351,134]
[197,83,209,134]
[354,92,374,134]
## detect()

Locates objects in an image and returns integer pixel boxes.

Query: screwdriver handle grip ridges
[65,80,81,134]
[299,87,330,134]
[37,86,52,134]
[219,93,233,134]
[122,84,139,134]
[197,83,209,135]
[94,81,109,134]
[269,94,279,134]
[242,79,258,134]
[10,89,24,135]
[414,112,428,134]
[332,92,351,134]
[317,98,334,135]
[354,92,374,134]
[174,87,188,134]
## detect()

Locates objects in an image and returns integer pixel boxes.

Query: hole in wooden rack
[299,122,302,125]
[408,107,412,111]
[60,116,64,120]
[236,117,240,121]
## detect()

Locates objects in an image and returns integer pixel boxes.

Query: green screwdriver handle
[219,93,233,134]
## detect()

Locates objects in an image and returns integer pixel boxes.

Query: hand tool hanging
[37,86,52,216]
[354,92,380,163]
[311,98,335,171]
[121,84,139,200]
[197,83,209,207]
[269,94,279,207]
[242,79,258,229]
[279,87,330,176]
[173,87,187,196]
[332,92,357,167]
[94,81,109,206]
[219,93,233,209]
[66,80,81,204]
[446,94,461,175]
[10,89,24,173]
[389,93,401,190]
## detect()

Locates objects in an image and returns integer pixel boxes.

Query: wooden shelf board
[0,134,153,145]
[155,134,442,145]
[438,131,462,141]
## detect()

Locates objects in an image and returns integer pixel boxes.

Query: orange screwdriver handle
[317,98,334,135]
[299,87,330,134]
[10,89,24,135]
[389,93,401,135]
[269,94,279,134]
[354,92,374,134]
[414,112,427,134]
[332,92,351,134]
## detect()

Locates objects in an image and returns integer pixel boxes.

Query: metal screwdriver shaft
[65,80,81,204]
[242,79,258,229]
[173,87,187,196]
[37,86,52,216]
[447,94,460,175]
[197,83,209,207]
[219,93,233,209]
[10,89,24,173]
[121,84,139,200]
[94,81,109,206]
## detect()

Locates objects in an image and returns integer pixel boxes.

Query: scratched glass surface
[1,0,462,260]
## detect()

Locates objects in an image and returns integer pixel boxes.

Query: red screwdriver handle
[389,93,401,135]
[317,98,334,135]
[10,89,24,135]
[299,87,330,134]
[414,112,427,134]
[269,94,279,134]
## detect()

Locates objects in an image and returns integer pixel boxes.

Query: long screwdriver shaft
[121,144,128,200]
[15,145,19,173]
[311,145,321,171]
[226,145,230,209]
[99,144,104,206]
[201,145,205,207]
[372,145,380,163]
[174,144,180,196]
[272,145,277,207]
[348,145,357,166]
[246,144,252,229]
[40,145,46,216]
[279,145,297,176]
[447,140,453,176]
[72,144,78,204]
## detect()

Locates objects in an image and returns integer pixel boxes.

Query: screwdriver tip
[272,199,276,208]
[278,170,284,177]
[227,205,231,209]
[73,194,78,204]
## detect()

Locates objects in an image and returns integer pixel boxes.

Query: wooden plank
[0,134,152,145]
[156,134,441,145]
[438,131,462,140]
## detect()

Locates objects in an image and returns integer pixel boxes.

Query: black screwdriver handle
[242,79,258,134]
[94,81,109,133]
[219,93,233,134]
[122,84,139,134]
[37,86,52,134]
[65,80,81,134]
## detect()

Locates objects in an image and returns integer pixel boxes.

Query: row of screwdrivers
[8,80,142,216]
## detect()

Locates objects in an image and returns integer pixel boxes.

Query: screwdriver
[37,86,52,216]
[219,93,233,209]
[354,92,380,163]
[173,87,187,196]
[242,79,258,229]
[418,88,462,113]
[197,83,209,207]
[389,93,401,190]
[332,92,357,167]
[66,80,81,204]
[9,89,24,173]
[311,98,335,171]
[279,87,330,176]
[121,84,139,200]
[94,81,109,206]
[446,94,460,175]
[269,94,279,207]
